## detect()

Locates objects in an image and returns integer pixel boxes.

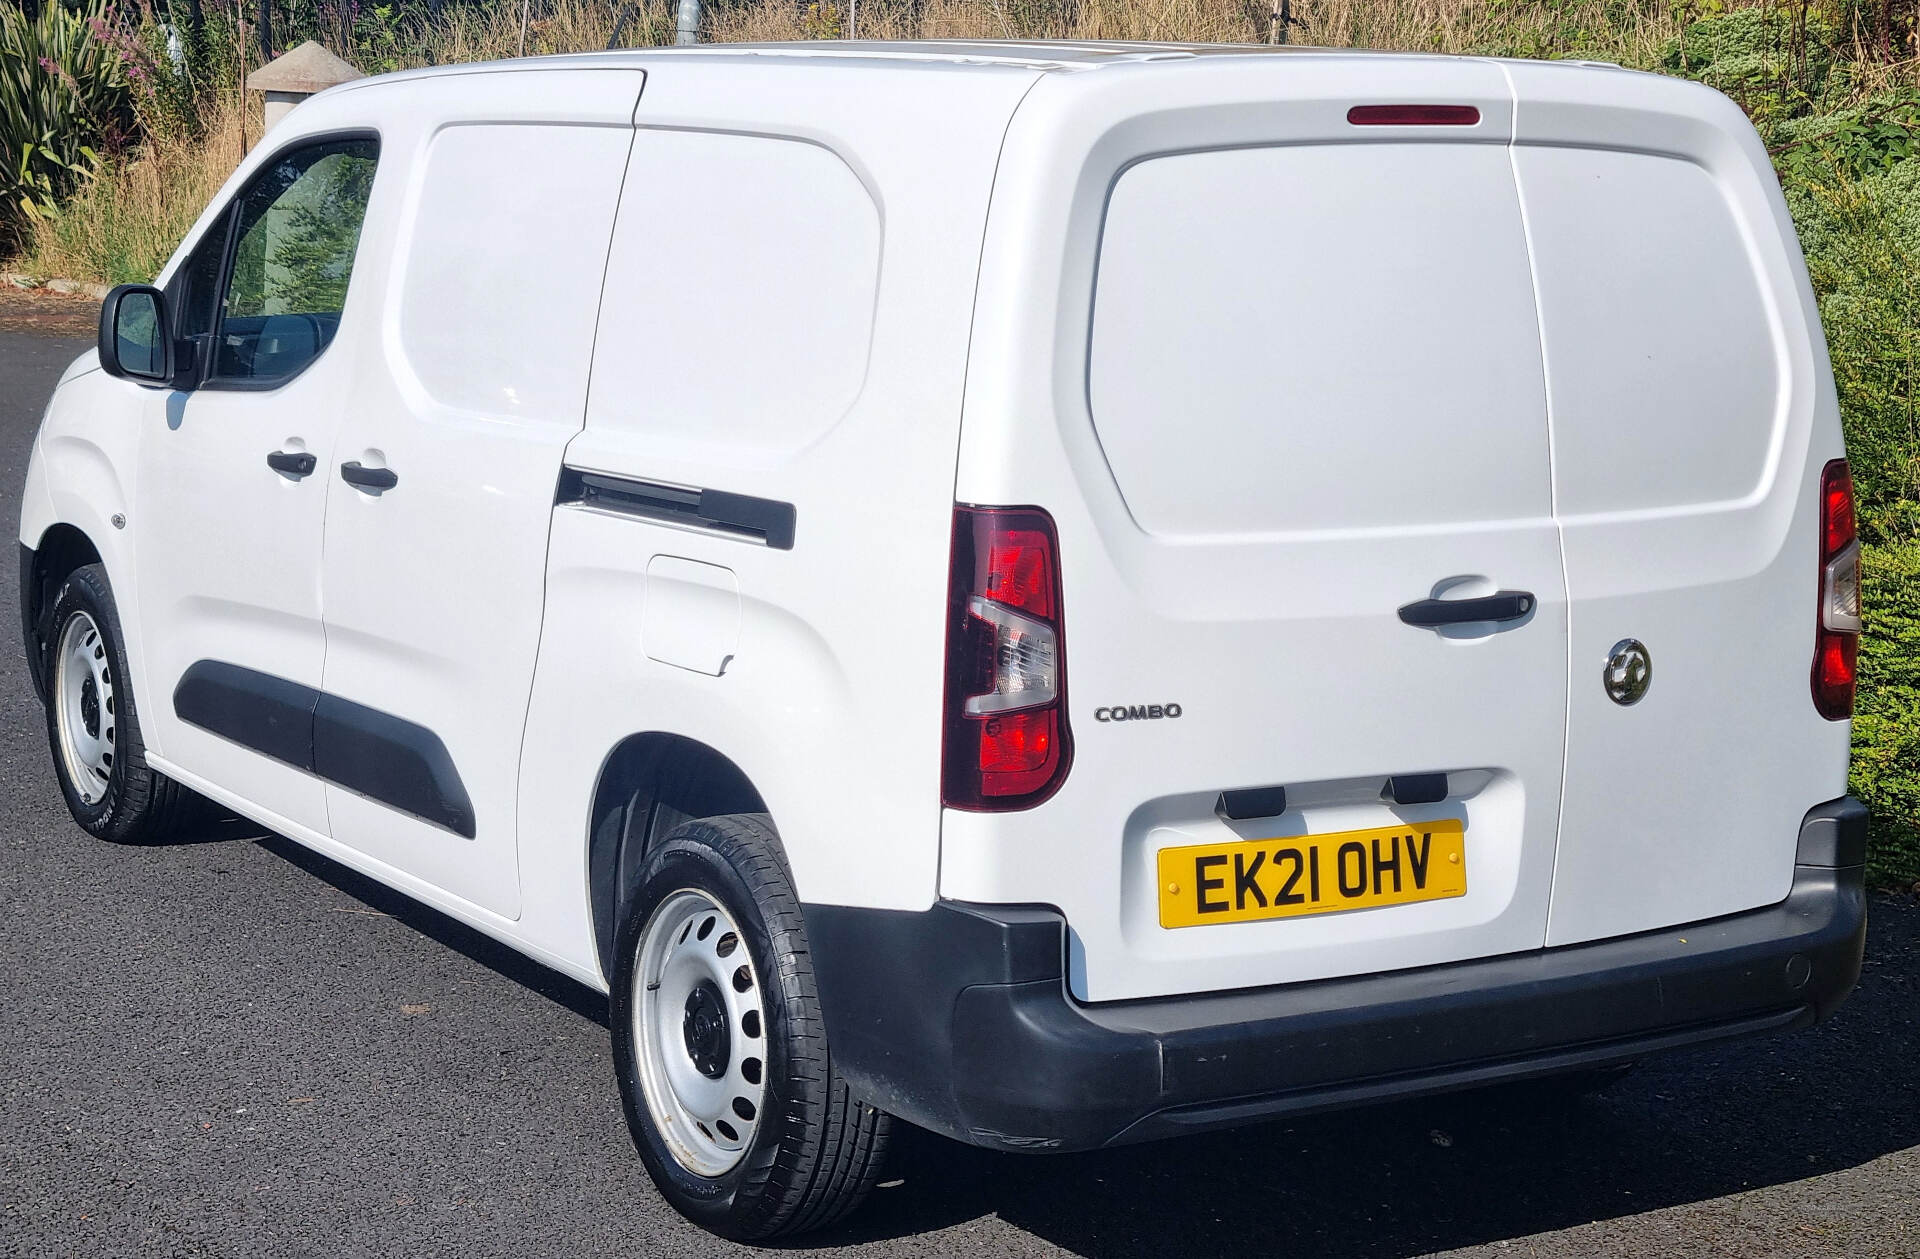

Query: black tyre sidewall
[609,821,819,1241]
[42,566,136,837]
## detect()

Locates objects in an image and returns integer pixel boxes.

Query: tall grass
[13,91,254,284]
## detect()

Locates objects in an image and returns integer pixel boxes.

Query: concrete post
[245,41,363,132]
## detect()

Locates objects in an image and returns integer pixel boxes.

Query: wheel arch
[586,732,769,982]
[20,523,105,703]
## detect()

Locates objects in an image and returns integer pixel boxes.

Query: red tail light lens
[943,506,1072,810]
[1812,458,1860,721]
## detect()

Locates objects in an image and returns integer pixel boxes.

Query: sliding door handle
[340,461,398,492]
[1398,590,1536,627]
[266,450,316,479]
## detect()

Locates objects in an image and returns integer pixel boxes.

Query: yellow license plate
[1157,819,1467,928]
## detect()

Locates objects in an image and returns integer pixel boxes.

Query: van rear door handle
[266,450,316,479]
[1398,590,1536,627]
[340,461,398,492]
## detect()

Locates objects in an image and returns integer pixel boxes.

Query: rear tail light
[942,506,1072,809]
[1812,458,1860,721]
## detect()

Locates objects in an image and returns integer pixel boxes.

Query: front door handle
[340,461,398,492]
[266,449,316,479]
[1398,590,1536,627]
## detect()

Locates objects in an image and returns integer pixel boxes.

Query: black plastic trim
[558,468,796,550]
[18,543,43,702]
[1217,785,1288,821]
[173,660,319,770]
[313,694,474,838]
[339,461,398,492]
[1398,590,1535,627]
[1794,795,1869,868]
[267,450,317,479]
[806,797,1867,1153]
[1385,773,1449,805]
[171,660,473,838]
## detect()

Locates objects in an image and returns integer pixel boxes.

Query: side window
[210,136,379,384]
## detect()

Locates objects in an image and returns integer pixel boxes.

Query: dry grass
[11,92,259,285]
[703,0,1677,59]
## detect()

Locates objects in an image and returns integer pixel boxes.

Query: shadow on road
[255,832,612,1028]
[248,820,1917,1258]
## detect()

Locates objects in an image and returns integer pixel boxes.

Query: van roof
[336,39,1616,91]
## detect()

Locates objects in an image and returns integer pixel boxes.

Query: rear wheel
[610,813,890,1239]
[42,564,199,843]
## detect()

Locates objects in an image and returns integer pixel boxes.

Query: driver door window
[210,137,379,384]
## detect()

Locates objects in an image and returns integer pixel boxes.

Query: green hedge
[1856,543,1920,886]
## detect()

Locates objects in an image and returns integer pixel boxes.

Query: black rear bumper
[806,797,1868,1152]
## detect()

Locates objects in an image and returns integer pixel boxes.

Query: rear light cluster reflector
[943,506,1072,810]
[1812,458,1860,721]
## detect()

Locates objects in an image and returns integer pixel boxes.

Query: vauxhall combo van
[19,40,1868,1239]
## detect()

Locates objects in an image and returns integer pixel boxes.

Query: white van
[19,41,1868,1239]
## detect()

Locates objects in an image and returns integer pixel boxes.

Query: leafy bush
[1664,5,1838,126]
[0,0,132,248]
[1775,92,1920,184]
[1787,159,1920,544]
[1856,542,1920,886]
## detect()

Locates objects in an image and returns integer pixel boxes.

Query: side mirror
[97,284,174,385]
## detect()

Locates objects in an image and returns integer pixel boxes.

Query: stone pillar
[246,41,363,132]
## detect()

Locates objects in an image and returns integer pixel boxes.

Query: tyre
[610,813,891,1240]
[41,564,199,844]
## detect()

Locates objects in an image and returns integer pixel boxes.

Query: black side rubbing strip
[172,659,474,839]
[558,468,796,551]
[173,660,320,770]
[313,693,476,839]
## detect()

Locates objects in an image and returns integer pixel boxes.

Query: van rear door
[1504,64,1852,945]
[947,61,1571,1002]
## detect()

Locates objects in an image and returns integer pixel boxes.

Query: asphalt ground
[3,322,1917,1259]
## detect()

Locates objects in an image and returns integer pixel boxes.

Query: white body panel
[516,58,1039,959]
[1501,63,1851,943]
[315,73,641,920]
[20,43,1847,1005]
[128,310,358,835]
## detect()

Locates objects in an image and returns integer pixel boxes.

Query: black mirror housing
[97,284,175,385]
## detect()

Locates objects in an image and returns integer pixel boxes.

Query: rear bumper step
[806,797,1868,1152]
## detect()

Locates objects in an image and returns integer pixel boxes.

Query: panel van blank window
[213,138,378,383]
[399,123,631,421]
[1088,143,1550,539]
[589,131,881,459]
[1513,147,1778,515]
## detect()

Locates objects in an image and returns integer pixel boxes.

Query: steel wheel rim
[632,889,768,1178]
[53,611,115,806]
